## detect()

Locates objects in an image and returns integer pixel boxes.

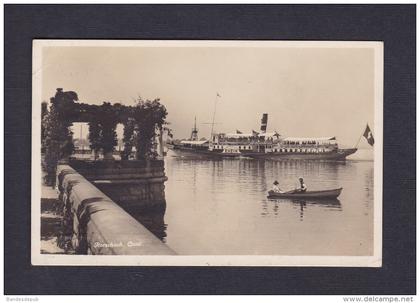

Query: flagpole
[80,124,83,151]
[354,124,367,148]
[354,132,364,149]
[210,93,219,145]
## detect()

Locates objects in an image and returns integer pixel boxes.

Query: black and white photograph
[32,40,383,266]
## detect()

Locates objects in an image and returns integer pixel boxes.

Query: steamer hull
[169,145,357,161]
[168,144,240,158]
[244,148,357,160]
[170,149,227,157]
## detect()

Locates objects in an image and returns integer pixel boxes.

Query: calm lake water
[158,150,374,256]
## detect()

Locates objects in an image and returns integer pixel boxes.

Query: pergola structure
[42,88,168,184]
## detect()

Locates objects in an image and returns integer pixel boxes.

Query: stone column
[103,151,114,161]
[100,121,117,161]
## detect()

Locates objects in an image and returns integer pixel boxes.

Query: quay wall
[68,159,167,210]
[56,164,175,255]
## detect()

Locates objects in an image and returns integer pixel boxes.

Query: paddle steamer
[168,114,357,160]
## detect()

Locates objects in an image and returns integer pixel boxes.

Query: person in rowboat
[272,180,286,194]
[295,177,307,193]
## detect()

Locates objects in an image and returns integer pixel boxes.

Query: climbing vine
[121,118,135,160]
[97,102,119,156]
[42,89,77,185]
[41,101,49,153]
[88,119,101,160]
[132,98,167,160]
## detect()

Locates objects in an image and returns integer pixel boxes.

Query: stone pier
[68,159,168,211]
[56,163,175,255]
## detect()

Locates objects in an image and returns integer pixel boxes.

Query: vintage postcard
[32,40,383,266]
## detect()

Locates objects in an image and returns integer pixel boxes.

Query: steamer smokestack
[260,113,268,133]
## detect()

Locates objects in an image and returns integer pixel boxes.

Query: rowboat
[267,188,343,199]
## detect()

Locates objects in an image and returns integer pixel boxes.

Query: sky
[41,44,376,147]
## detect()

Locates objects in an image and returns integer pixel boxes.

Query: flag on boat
[236,130,242,134]
[363,124,375,146]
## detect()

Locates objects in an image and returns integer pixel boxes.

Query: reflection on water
[127,207,168,242]
[158,151,374,255]
[263,198,342,221]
